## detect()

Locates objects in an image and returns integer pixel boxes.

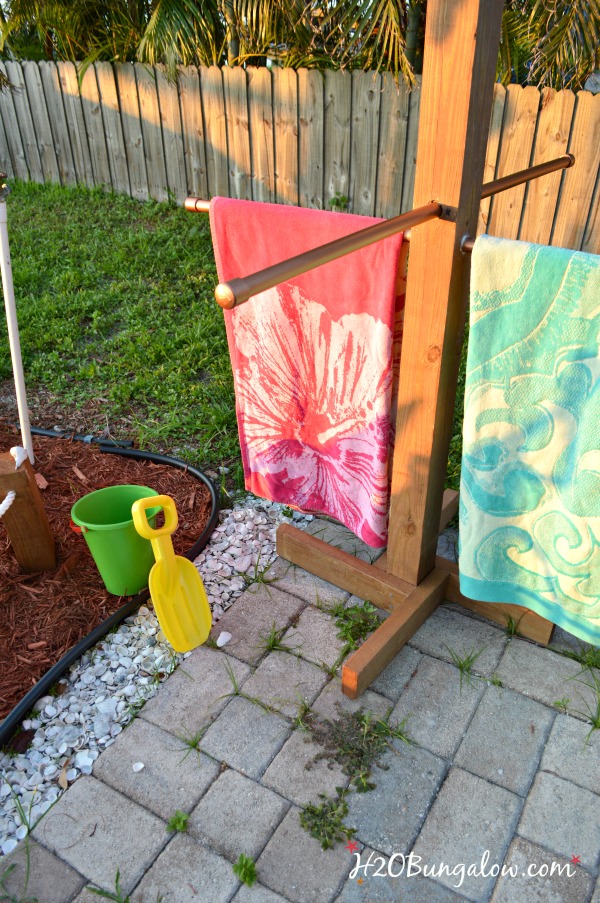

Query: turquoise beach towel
[459,235,600,645]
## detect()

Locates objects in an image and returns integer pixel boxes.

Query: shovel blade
[149,557,212,653]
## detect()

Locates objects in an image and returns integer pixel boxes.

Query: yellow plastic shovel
[131,494,211,653]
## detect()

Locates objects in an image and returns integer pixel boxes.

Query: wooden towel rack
[187,0,574,698]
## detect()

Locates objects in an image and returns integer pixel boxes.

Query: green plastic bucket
[71,485,159,596]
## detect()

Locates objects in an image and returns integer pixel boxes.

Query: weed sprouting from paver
[88,869,130,902]
[257,622,300,656]
[166,810,190,833]
[173,726,206,764]
[0,835,37,903]
[554,642,600,672]
[329,601,380,655]
[299,789,356,850]
[219,661,274,714]
[242,554,277,589]
[504,615,525,638]
[291,697,314,732]
[306,705,411,793]
[232,853,258,887]
[444,644,485,691]
[569,670,600,744]
[489,674,503,687]
[553,697,570,713]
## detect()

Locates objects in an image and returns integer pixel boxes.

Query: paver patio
[2,519,599,903]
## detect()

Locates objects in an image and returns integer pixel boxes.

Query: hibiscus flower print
[229,285,394,547]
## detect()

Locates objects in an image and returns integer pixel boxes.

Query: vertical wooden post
[0,451,56,572]
[386,0,504,586]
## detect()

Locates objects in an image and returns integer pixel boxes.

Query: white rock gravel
[0,496,311,856]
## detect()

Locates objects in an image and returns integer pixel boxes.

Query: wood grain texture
[342,568,448,698]
[114,63,148,201]
[94,63,130,195]
[134,64,168,202]
[0,453,56,573]
[201,66,229,197]
[56,62,94,187]
[79,65,112,189]
[350,70,381,216]
[581,172,600,255]
[552,91,600,250]
[386,0,504,586]
[223,65,251,201]
[376,73,410,218]
[519,89,576,245]
[0,109,14,178]
[22,61,60,184]
[0,63,29,180]
[178,67,208,201]
[488,85,540,239]
[298,69,324,209]
[38,61,76,186]
[247,66,275,203]
[324,69,351,208]
[400,78,421,213]
[477,83,506,235]
[155,66,188,204]
[272,67,298,205]
[5,61,43,183]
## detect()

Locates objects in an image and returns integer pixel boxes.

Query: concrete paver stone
[334,845,469,902]
[391,656,484,758]
[517,771,600,872]
[140,645,251,735]
[93,716,220,820]
[304,519,381,563]
[0,838,85,903]
[130,833,239,902]
[257,806,352,903]
[262,729,350,806]
[370,645,423,701]
[188,767,289,860]
[495,640,594,717]
[283,605,347,669]
[408,607,508,677]
[240,650,328,718]
[454,685,555,795]
[31,776,168,894]
[412,767,522,902]
[210,583,307,666]
[346,745,447,857]
[311,678,392,722]
[267,554,350,607]
[233,882,293,902]
[200,696,291,778]
[490,836,594,903]
[540,713,600,794]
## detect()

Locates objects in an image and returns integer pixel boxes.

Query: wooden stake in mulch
[0,449,56,572]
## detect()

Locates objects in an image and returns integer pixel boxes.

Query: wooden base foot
[0,451,56,572]
[341,567,449,698]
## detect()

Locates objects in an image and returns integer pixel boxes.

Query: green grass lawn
[0,180,463,492]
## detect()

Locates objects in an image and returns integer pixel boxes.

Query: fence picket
[582,174,600,255]
[38,61,76,185]
[94,63,129,195]
[5,61,43,183]
[488,85,540,239]
[519,88,576,245]
[56,62,94,187]
[400,79,421,213]
[273,67,298,206]
[552,92,600,250]
[350,71,381,216]
[375,74,410,218]
[0,63,29,180]
[478,83,506,235]
[223,66,251,201]
[201,67,229,198]
[178,67,208,201]
[247,66,274,203]
[79,66,112,189]
[155,66,188,204]
[0,109,14,178]
[114,63,148,201]
[22,61,60,184]
[298,69,323,209]
[134,64,168,202]
[324,69,351,209]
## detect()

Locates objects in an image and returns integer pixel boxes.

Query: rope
[0,490,16,518]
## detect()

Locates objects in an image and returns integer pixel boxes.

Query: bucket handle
[70,519,87,534]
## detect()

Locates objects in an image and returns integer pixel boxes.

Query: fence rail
[0,61,598,252]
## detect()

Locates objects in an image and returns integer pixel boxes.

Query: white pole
[0,181,34,464]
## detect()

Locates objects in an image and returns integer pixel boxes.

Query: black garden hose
[0,436,220,748]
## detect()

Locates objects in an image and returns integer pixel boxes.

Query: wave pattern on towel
[233,286,393,547]
[459,236,600,644]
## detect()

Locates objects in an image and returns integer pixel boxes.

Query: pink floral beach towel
[210,198,406,548]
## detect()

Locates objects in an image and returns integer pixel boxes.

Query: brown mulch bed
[0,422,214,722]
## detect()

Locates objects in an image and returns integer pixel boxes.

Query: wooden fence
[0,60,598,252]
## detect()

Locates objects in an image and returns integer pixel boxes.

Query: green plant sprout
[329,601,380,654]
[88,869,130,902]
[444,644,485,691]
[299,790,356,850]
[165,810,190,833]
[232,854,257,887]
[257,622,300,656]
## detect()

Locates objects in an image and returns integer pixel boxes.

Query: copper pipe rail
[183,152,575,307]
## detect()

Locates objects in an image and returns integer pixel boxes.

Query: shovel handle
[132,494,178,539]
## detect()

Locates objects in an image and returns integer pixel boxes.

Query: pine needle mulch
[0,422,214,722]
